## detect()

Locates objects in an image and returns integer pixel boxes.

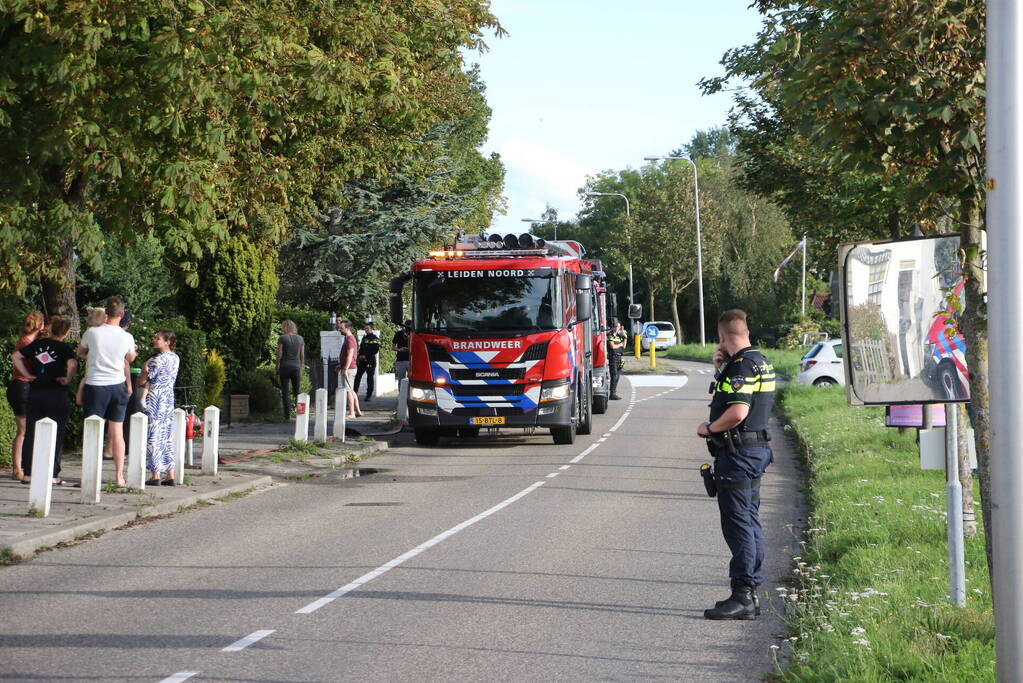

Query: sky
[470,0,764,235]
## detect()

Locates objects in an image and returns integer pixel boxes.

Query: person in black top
[392,320,411,382]
[12,316,78,485]
[354,323,380,401]
[697,309,776,621]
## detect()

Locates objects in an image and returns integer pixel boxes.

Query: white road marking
[295,387,648,616]
[296,480,549,614]
[559,465,571,470]
[223,630,275,652]
[160,674,198,683]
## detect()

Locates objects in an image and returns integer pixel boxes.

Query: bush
[0,337,14,469]
[204,349,227,408]
[234,367,279,414]
[188,234,279,380]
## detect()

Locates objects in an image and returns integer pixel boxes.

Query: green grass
[663,343,806,378]
[775,383,993,681]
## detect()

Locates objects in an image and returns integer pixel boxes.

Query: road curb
[1,475,272,560]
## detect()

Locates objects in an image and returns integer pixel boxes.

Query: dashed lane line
[159,674,198,683]
[222,630,275,652]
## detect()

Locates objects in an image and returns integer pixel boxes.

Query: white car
[797,339,845,387]
[639,321,678,351]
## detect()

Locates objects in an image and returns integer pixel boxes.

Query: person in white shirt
[77,296,137,487]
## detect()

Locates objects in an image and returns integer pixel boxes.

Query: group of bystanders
[274,317,409,423]
[5,296,182,488]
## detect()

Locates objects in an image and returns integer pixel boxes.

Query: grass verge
[663,343,805,378]
[775,382,993,681]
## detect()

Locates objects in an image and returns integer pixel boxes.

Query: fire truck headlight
[410,386,437,403]
[540,383,571,402]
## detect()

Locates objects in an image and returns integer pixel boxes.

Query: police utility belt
[707,428,770,450]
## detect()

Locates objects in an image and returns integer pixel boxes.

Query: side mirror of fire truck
[389,274,410,325]
[575,274,593,322]
[576,292,592,322]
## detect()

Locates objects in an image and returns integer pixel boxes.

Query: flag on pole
[773,239,806,283]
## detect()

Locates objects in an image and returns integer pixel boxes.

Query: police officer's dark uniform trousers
[607,330,626,400]
[704,346,775,620]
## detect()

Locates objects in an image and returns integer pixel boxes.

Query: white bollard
[333,387,346,442]
[126,412,148,491]
[314,388,328,442]
[172,408,186,485]
[293,392,310,442]
[396,378,409,423]
[202,406,220,475]
[28,418,58,517]
[81,415,105,504]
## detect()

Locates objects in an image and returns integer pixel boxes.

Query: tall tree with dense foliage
[706,0,991,576]
[0,0,499,336]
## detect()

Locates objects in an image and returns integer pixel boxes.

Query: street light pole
[521,218,552,240]
[986,2,1023,679]
[584,192,633,307]
[645,155,706,346]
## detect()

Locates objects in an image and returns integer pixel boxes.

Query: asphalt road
[1,361,803,682]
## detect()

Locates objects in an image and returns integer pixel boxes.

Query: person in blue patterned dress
[140,330,180,485]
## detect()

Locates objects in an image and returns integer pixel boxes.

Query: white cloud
[498,138,593,220]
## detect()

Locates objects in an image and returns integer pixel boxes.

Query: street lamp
[645,155,706,346]
[584,192,634,309]
[521,217,554,240]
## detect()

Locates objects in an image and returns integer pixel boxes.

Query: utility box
[920,428,978,471]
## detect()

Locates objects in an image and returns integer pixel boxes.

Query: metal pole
[988,2,1023,679]
[801,235,807,318]
[690,159,706,346]
[945,403,966,606]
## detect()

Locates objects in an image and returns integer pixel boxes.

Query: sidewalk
[0,394,398,561]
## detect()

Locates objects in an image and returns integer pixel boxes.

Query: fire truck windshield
[413,271,562,334]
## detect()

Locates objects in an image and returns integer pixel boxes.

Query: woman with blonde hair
[276,320,305,420]
[6,311,45,481]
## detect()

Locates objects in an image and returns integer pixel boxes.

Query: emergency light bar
[428,233,550,259]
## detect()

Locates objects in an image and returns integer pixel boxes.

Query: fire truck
[389,233,600,446]
[587,259,613,415]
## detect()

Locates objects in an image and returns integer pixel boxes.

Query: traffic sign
[644,325,658,339]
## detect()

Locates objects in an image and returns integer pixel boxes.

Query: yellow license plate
[471,416,505,425]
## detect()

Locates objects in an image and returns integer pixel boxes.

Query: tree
[187,234,279,378]
[0,1,499,336]
[707,0,991,577]
[278,160,475,315]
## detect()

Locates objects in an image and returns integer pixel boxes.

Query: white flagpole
[801,235,807,317]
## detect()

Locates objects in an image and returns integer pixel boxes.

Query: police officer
[607,319,627,400]
[354,323,380,402]
[697,309,775,620]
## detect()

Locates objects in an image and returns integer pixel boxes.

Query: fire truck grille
[448,384,525,397]
[521,342,549,362]
[449,367,524,381]
[426,343,452,362]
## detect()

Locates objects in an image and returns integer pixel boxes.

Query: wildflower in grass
[853,638,871,647]
[851,627,866,636]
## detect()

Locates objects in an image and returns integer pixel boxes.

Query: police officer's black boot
[704,580,757,620]
[713,579,760,616]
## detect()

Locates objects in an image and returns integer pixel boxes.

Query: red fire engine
[389,233,601,446]
[587,259,613,415]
